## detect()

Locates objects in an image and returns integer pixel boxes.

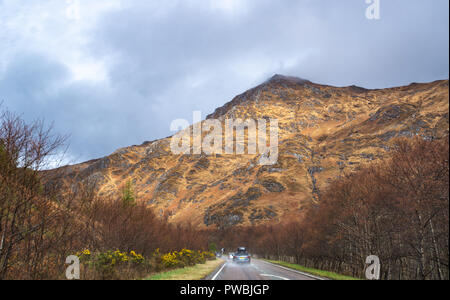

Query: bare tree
[0,107,67,279]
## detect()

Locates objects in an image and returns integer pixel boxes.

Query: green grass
[265,260,361,280]
[145,259,225,280]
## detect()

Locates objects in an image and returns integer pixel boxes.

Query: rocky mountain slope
[47,75,449,228]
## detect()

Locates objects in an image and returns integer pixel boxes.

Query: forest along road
[205,259,326,281]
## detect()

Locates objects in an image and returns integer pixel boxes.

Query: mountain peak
[266,74,311,85]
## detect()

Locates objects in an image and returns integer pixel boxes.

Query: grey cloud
[0,0,448,163]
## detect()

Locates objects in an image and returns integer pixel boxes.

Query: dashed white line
[260,274,290,280]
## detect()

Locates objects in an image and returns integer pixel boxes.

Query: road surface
[205,258,325,281]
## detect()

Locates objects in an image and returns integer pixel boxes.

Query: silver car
[233,247,251,264]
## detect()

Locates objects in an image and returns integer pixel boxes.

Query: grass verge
[145,259,225,280]
[265,260,360,280]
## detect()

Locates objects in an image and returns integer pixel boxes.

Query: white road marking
[211,262,227,281]
[258,260,326,281]
[260,274,290,280]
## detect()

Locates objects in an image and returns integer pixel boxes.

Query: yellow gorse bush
[76,249,92,262]
[159,249,216,268]
[129,250,144,263]
[74,248,215,278]
[77,249,146,280]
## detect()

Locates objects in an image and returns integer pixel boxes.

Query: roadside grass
[265,260,361,280]
[145,259,225,280]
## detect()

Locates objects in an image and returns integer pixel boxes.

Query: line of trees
[214,137,449,280]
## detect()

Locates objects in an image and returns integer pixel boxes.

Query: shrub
[161,252,183,269]
[159,249,215,270]
[77,249,146,279]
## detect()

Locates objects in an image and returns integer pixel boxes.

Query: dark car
[233,247,251,264]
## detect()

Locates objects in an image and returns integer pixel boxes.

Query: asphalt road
[205,258,325,281]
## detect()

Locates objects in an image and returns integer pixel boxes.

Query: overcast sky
[0,0,448,164]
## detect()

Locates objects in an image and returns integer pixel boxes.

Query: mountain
[47,75,449,228]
